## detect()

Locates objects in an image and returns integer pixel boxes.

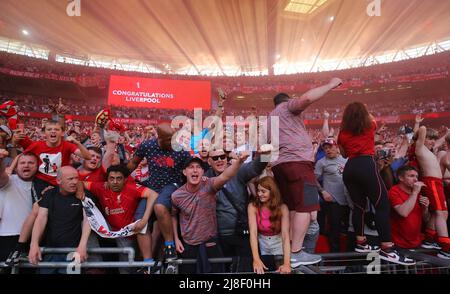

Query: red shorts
[272,161,320,213]
[422,177,448,211]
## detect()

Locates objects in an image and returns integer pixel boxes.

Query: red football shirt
[337,121,376,159]
[86,182,147,231]
[23,140,78,186]
[79,167,107,182]
[388,184,424,248]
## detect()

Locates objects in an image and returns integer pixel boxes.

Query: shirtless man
[415,126,449,259]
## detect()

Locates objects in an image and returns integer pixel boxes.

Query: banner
[82,197,145,238]
[18,110,450,126]
[0,67,106,87]
[108,75,211,110]
[18,111,159,125]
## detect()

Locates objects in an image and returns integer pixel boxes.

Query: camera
[398,124,413,135]
[376,148,391,160]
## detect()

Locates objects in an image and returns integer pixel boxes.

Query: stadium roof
[0,0,449,75]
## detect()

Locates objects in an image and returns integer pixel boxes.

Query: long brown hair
[340,102,373,135]
[253,176,283,233]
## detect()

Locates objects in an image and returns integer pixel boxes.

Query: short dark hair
[106,164,130,179]
[397,165,418,178]
[273,93,291,106]
[87,146,103,156]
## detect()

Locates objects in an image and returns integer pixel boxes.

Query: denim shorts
[134,183,180,225]
[258,234,283,256]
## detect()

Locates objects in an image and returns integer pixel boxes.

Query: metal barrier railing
[1,247,449,274]
[315,249,450,274]
[0,247,155,274]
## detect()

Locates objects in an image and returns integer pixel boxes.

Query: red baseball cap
[321,138,337,147]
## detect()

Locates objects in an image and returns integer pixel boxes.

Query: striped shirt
[171,177,218,245]
[269,100,314,166]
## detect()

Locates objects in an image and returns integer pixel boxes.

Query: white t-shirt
[0,175,33,236]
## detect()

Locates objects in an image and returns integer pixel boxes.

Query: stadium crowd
[0,74,449,275]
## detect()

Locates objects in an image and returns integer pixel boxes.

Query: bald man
[28,166,91,274]
[128,123,191,261]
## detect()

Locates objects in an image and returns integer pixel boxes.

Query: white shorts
[258,234,283,256]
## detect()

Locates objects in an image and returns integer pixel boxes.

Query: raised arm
[102,140,117,170]
[214,89,226,119]
[212,151,250,190]
[416,126,427,150]
[287,78,342,113]
[375,123,387,142]
[127,154,143,173]
[12,129,32,149]
[322,111,330,138]
[413,114,424,134]
[396,135,410,159]
[66,136,92,160]
[433,128,450,153]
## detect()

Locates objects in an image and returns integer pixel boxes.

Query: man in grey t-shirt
[315,138,348,252]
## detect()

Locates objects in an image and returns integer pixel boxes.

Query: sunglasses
[210,154,227,161]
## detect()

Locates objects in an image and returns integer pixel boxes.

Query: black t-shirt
[39,188,83,248]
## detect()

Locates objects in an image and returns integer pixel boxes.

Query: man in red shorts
[269,77,343,267]
[415,126,449,259]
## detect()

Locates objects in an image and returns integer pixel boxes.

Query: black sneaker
[5,250,26,266]
[355,241,380,253]
[379,247,416,266]
[437,249,450,259]
[421,241,442,250]
[164,245,177,262]
[149,261,163,274]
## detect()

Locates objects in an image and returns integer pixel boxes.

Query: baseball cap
[321,138,337,148]
[183,157,205,170]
